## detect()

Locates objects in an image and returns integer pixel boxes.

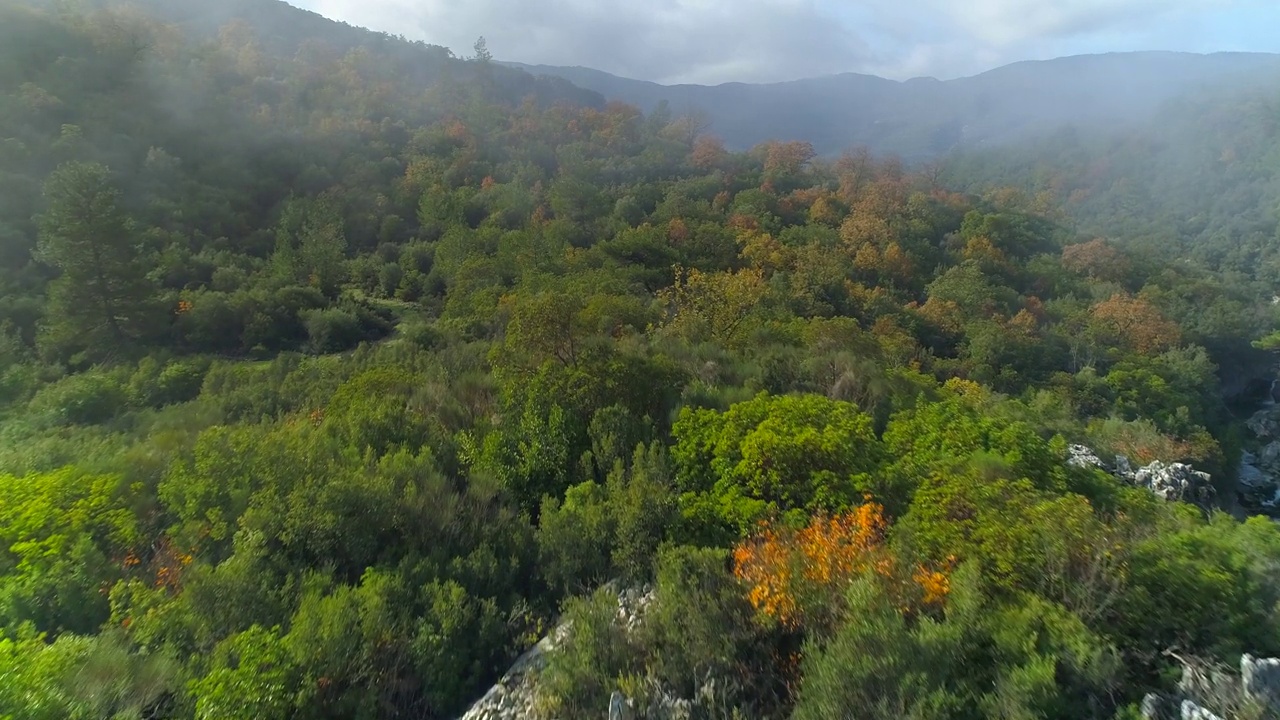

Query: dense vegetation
[945,84,1280,287]
[3,1,1280,718]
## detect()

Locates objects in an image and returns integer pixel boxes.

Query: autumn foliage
[1089,293,1181,354]
[733,503,949,629]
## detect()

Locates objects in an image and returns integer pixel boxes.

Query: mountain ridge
[507,51,1280,159]
[513,49,1280,87]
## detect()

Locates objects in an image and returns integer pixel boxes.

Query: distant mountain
[93,0,605,110]
[508,53,1280,160]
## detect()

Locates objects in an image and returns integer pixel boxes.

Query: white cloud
[292,0,1276,83]
[302,0,871,84]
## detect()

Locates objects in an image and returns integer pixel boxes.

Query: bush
[403,322,444,351]
[128,357,210,408]
[29,370,129,425]
[176,292,243,354]
[302,307,363,354]
[379,262,403,297]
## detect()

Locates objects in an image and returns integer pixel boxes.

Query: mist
[5,1,1280,719]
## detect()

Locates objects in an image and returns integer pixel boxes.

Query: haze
[291,0,1280,84]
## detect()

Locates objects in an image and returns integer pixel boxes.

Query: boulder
[1248,407,1280,439]
[1063,446,1216,506]
[1140,693,1167,720]
[1114,454,1136,481]
[1142,654,1280,720]
[1067,444,1107,471]
[1261,441,1280,471]
[608,691,635,720]
[1132,461,1214,504]
[1242,654,1280,707]
[1239,453,1271,488]
[1238,453,1280,509]
[1180,700,1223,720]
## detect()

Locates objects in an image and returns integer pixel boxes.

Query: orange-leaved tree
[733,502,949,631]
[1088,293,1181,355]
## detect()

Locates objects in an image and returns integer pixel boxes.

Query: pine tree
[36,162,154,360]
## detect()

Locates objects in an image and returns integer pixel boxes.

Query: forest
[3,0,1280,718]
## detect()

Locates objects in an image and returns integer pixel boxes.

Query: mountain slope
[98,0,604,110]
[510,52,1280,159]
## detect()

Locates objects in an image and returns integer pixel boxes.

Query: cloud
[293,0,1278,83]
[301,0,871,84]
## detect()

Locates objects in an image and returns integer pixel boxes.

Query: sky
[292,0,1280,85]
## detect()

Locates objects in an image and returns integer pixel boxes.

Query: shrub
[29,370,129,425]
[128,357,210,408]
[302,307,363,354]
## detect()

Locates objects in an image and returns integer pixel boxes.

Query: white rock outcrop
[1067,445,1214,506]
[1132,461,1214,504]
[456,586,655,720]
[1140,654,1280,720]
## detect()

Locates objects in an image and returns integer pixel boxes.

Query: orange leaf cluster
[734,503,951,628]
[152,538,195,592]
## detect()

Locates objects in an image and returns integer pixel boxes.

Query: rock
[1114,454,1135,480]
[1261,441,1280,471]
[1239,453,1271,488]
[1248,407,1280,439]
[1242,654,1280,707]
[1180,700,1223,720]
[457,585,655,720]
[1063,446,1219,506]
[1142,653,1280,720]
[608,691,634,720]
[1132,461,1214,504]
[1067,444,1107,470]
[1140,693,1166,720]
[1238,454,1280,510]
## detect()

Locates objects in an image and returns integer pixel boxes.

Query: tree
[1088,293,1181,355]
[191,626,300,720]
[1061,238,1130,283]
[36,162,154,360]
[657,265,767,344]
[472,36,492,63]
[672,393,885,535]
[272,197,348,297]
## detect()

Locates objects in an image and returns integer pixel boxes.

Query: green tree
[272,197,349,297]
[672,392,884,536]
[191,625,301,720]
[36,162,154,361]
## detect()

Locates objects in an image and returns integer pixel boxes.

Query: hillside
[97,0,603,110]
[4,0,1280,719]
[945,84,1280,278]
[511,52,1280,160]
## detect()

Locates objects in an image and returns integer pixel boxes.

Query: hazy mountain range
[508,52,1280,160]
[92,0,1280,160]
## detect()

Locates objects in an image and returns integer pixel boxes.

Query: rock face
[1238,404,1280,512]
[1140,654,1280,720]
[1242,654,1280,708]
[457,625,569,720]
[456,586,655,720]
[1132,461,1215,505]
[1248,406,1280,439]
[1067,445,1214,507]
